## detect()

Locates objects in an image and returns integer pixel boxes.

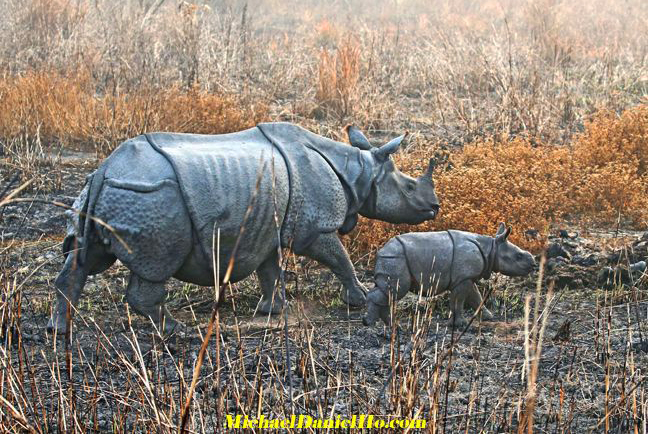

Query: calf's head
[347,125,440,225]
[493,223,536,276]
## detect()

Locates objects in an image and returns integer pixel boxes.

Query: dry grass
[0,69,268,156]
[315,38,361,120]
[0,242,645,431]
[1,0,645,143]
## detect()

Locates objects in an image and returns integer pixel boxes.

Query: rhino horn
[372,131,408,162]
[345,125,372,150]
[421,158,436,181]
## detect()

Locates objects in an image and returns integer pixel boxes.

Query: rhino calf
[363,223,536,327]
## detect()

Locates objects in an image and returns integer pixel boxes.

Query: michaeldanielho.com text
[226,414,426,429]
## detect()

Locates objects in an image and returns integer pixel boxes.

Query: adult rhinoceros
[48,123,440,333]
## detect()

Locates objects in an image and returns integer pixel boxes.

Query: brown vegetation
[353,105,648,256]
[0,70,268,154]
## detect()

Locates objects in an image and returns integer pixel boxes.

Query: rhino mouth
[412,208,437,223]
[424,204,440,220]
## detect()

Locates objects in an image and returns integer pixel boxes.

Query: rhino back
[103,135,177,184]
[257,123,366,252]
[447,231,488,282]
[145,130,290,281]
[396,232,454,294]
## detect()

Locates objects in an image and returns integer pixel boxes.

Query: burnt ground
[1,158,647,432]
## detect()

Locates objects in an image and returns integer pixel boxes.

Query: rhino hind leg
[465,285,494,321]
[48,252,89,333]
[256,250,284,314]
[363,254,412,326]
[48,238,116,334]
[301,232,366,307]
[126,274,180,334]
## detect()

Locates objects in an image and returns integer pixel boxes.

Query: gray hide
[48,122,440,334]
[363,223,536,327]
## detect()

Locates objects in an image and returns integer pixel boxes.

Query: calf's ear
[496,223,512,243]
[371,132,408,162]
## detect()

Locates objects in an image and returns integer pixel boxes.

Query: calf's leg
[448,280,473,328]
[465,284,494,320]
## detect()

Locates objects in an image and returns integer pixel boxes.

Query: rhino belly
[166,141,290,284]
[398,232,454,295]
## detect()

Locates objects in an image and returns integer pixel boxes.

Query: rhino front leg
[466,284,494,321]
[47,251,89,333]
[449,280,473,328]
[363,288,391,326]
[302,232,366,307]
[126,274,179,334]
[256,249,284,314]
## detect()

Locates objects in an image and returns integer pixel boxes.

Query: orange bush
[315,38,360,118]
[564,106,648,224]
[350,105,648,256]
[572,107,648,174]
[0,70,268,155]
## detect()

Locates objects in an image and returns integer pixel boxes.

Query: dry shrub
[2,128,62,191]
[315,38,361,119]
[525,0,574,65]
[572,106,648,174]
[350,105,648,256]
[564,106,648,223]
[314,19,339,48]
[0,69,269,155]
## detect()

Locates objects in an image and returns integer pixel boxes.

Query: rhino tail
[78,165,107,266]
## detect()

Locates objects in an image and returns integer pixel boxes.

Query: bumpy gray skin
[363,223,536,328]
[48,123,440,334]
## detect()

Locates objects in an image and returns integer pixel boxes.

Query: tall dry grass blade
[0,180,33,208]
[179,158,266,433]
[0,393,39,433]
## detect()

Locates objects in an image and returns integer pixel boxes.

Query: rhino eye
[406,182,416,191]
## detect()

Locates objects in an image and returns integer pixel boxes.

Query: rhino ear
[371,132,408,162]
[345,125,372,150]
[495,223,512,242]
